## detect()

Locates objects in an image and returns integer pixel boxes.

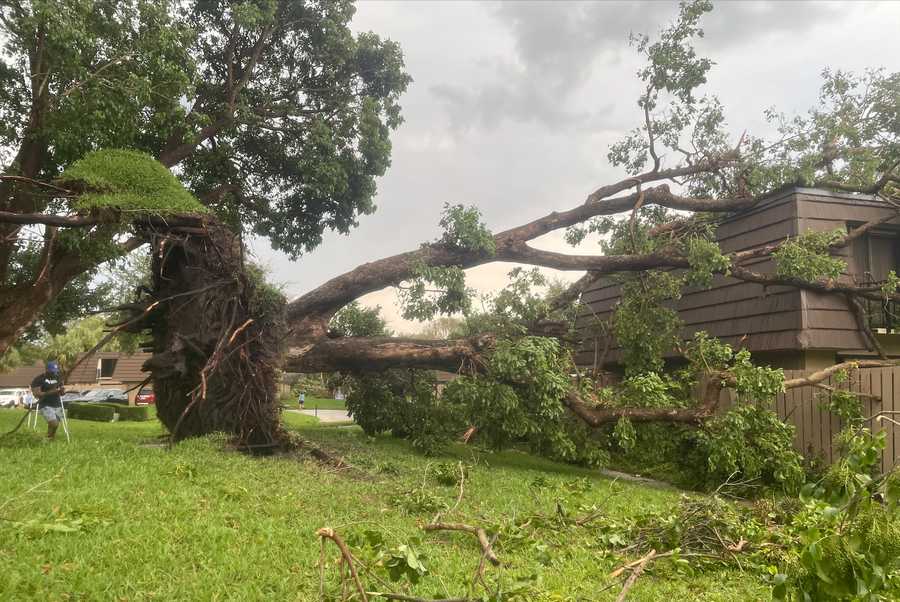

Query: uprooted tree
[0,0,410,353]
[1,0,899,467]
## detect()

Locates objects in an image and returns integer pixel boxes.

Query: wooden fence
[768,368,898,473]
[600,366,900,472]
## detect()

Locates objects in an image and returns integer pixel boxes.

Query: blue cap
[47,361,60,373]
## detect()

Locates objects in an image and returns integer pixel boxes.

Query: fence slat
[881,369,895,473]
[828,373,842,464]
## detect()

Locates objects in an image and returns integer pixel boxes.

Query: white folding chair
[58,403,71,443]
[27,402,38,430]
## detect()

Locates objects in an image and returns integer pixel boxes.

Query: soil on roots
[134,218,284,447]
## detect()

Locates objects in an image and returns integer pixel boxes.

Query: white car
[0,388,30,408]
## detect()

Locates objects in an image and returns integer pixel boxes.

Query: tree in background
[0,0,410,352]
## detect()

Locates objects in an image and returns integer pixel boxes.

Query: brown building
[0,361,45,389]
[576,187,900,372]
[66,351,152,404]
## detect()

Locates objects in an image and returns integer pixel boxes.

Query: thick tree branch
[285,335,495,374]
[783,360,900,389]
[286,183,765,342]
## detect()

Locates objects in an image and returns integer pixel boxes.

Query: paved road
[287,409,352,423]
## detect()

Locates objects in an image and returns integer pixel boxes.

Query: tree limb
[423,522,500,566]
[782,360,900,390]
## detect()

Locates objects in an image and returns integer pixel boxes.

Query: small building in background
[0,361,45,389]
[66,351,152,404]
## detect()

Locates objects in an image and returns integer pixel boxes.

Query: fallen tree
[0,1,898,455]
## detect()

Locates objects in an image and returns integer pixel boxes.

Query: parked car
[60,390,90,404]
[134,388,155,405]
[0,388,34,408]
[74,389,129,405]
[0,389,21,408]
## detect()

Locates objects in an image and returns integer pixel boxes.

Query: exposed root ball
[132,217,284,446]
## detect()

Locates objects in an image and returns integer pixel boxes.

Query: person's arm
[31,384,65,399]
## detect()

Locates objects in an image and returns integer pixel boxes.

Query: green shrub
[346,369,462,455]
[116,405,150,421]
[66,402,115,422]
[692,402,804,493]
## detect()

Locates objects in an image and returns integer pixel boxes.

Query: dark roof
[66,351,151,384]
[0,361,45,388]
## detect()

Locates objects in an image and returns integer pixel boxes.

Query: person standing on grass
[30,361,65,440]
[298,390,306,410]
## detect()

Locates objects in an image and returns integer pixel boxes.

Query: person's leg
[40,406,60,439]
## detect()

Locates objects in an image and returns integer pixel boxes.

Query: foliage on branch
[685,236,730,287]
[774,429,900,600]
[612,272,683,375]
[772,229,846,282]
[330,302,392,338]
[694,404,804,493]
[399,263,472,321]
[438,203,495,254]
[346,369,462,455]
[444,337,608,466]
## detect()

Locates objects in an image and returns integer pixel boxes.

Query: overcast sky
[247,0,900,333]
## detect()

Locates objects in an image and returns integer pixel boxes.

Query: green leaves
[612,271,684,375]
[685,237,730,287]
[612,417,636,452]
[330,302,392,338]
[395,205,494,321]
[438,204,496,255]
[383,544,428,584]
[695,403,804,492]
[399,263,472,321]
[773,229,846,282]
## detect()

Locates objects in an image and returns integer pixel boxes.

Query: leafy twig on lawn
[367,594,473,602]
[431,462,466,524]
[316,527,369,602]
[615,548,655,602]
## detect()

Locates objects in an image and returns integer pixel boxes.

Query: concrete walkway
[286,409,352,423]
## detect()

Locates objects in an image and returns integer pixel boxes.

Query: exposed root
[121,217,283,446]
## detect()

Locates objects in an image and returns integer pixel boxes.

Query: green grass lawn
[0,407,769,601]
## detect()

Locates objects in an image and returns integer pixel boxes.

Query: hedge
[65,403,151,422]
[66,402,115,422]
[116,405,150,421]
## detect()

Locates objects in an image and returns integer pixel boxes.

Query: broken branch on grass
[368,594,473,602]
[316,527,369,602]
[614,548,655,602]
[423,522,500,566]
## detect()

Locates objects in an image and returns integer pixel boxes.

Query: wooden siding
[66,352,151,385]
[576,189,803,366]
[0,361,44,387]
[794,191,900,351]
[576,188,900,368]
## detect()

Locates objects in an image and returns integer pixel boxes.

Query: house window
[851,229,900,332]
[97,358,117,380]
